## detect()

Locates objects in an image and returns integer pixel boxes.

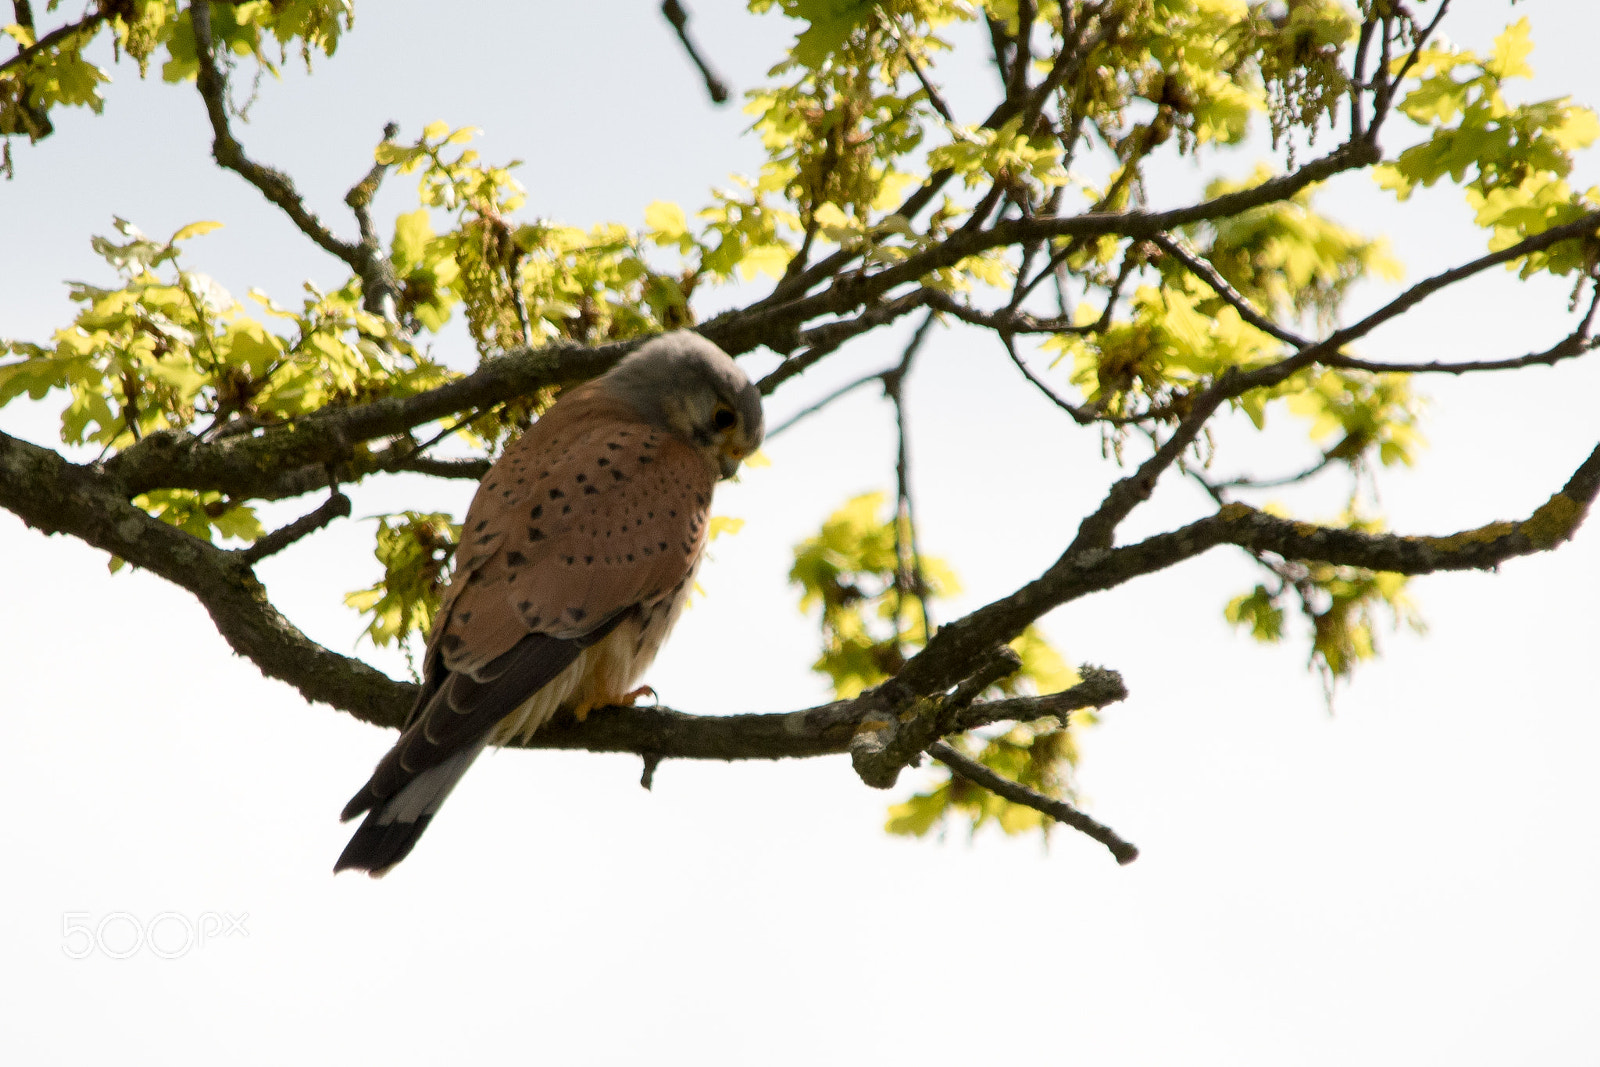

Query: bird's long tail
[334,738,490,877]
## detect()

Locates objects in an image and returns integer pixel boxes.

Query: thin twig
[1324,286,1600,376]
[950,664,1129,734]
[999,331,1099,424]
[1066,366,1243,554]
[757,290,937,394]
[944,646,1025,714]
[1011,186,1066,305]
[661,0,729,105]
[639,752,662,790]
[929,741,1139,864]
[382,454,491,480]
[884,312,936,644]
[0,10,105,79]
[1150,233,1310,347]
[1317,211,1600,356]
[1217,454,1337,491]
[1368,2,1452,135]
[190,0,395,306]
[1348,18,1375,139]
[924,289,1092,335]
[343,121,404,319]
[382,406,493,471]
[508,252,535,348]
[899,33,956,123]
[238,490,351,564]
[766,368,893,439]
[1006,0,1037,102]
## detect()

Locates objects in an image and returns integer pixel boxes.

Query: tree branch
[661,0,729,105]
[7,422,1594,784]
[949,664,1129,734]
[1057,213,1600,558]
[884,312,935,646]
[1315,212,1600,357]
[1149,233,1310,347]
[189,1,396,310]
[999,330,1100,425]
[895,23,956,123]
[0,9,105,80]
[924,289,1093,336]
[342,121,405,318]
[1324,282,1600,376]
[237,489,350,564]
[102,339,632,498]
[0,427,404,723]
[755,290,936,394]
[91,210,1599,510]
[509,670,1124,763]
[928,741,1139,864]
[869,438,1600,781]
[766,367,893,440]
[381,453,492,481]
[703,137,1383,359]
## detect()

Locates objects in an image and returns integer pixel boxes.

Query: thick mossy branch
[0,427,406,725]
[842,440,1600,788]
[7,421,1591,772]
[504,664,1131,761]
[102,341,630,498]
[4,416,1143,760]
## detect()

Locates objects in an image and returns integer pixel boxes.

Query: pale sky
[2,3,1597,1064]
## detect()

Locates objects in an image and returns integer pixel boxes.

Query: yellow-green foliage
[2,2,351,141]
[0,217,445,550]
[343,511,460,665]
[1286,368,1424,469]
[790,491,959,698]
[792,493,1088,840]
[1225,510,1425,692]
[1373,18,1600,276]
[1191,166,1405,328]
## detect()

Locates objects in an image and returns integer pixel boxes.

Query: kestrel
[335,332,764,876]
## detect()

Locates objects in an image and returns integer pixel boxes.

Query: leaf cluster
[1,216,446,548]
[2,1,350,151]
[1374,17,1600,277]
[791,492,1087,839]
[342,510,459,675]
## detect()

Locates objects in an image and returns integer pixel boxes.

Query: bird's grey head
[603,331,764,480]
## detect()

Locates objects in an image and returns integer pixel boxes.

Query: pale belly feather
[489,564,697,745]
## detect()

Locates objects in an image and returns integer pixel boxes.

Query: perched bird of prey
[335,332,764,876]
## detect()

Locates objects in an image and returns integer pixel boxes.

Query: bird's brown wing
[335,399,714,875]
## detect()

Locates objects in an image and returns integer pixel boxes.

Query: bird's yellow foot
[570,685,658,723]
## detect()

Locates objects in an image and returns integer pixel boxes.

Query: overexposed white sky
[2,3,1597,1063]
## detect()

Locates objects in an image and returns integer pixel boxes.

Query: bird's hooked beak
[717,440,747,480]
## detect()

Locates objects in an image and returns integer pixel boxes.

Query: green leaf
[170,220,224,243]
[1486,17,1534,81]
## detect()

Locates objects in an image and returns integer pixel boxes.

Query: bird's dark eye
[712,406,737,430]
